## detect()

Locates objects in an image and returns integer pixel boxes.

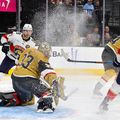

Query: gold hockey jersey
[13,47,56,81]
[107,36,120,54]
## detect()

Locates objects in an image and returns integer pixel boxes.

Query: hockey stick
[61,49,112,64]
[64,88,79,100]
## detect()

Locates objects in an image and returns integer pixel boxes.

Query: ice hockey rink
[0,73,120,120]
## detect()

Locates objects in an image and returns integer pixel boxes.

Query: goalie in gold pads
[0,42,65,112]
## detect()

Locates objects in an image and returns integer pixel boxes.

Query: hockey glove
[2,44,9,54]
[1,42,11,54]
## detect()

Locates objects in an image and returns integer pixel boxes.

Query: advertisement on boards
[0,0,16,12]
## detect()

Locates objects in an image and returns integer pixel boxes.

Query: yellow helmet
[38,42,52,58]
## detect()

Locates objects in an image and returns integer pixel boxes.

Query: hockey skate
[99,96,109,113]
[37,93,55,113]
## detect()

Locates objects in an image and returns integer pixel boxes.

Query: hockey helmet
[23,24,33,31]
[38,42,52,58]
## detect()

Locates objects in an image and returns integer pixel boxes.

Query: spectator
[64,0,72,5]
[104,26,112,44]
[83,0,94,18]
[50,0,63,5]
[85,26,101,46]
[71,0,84,6]
[94,0,102,28]
[83,0,95,34]
[66,24,81,46]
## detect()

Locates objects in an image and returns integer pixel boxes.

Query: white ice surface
[0,74,120,120]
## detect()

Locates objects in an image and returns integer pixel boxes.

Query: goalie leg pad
[52,80,59,106]
[51,76,66,106]
[0,92,21,106]
[57,76,66,100]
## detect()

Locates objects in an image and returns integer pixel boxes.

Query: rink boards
[0,46,105,76]
[50,47,104,75]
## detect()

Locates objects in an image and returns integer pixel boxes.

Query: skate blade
[96,104,108,114]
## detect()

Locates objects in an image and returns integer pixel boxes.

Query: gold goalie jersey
[107,36,120,54]
[13,47,57,83]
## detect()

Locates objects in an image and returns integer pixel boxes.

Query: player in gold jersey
[93,36,120,96]
[0,42,65,112]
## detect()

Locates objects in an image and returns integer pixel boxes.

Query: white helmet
[23,24,33,31]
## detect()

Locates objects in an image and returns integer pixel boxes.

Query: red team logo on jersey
[0,0,16,12]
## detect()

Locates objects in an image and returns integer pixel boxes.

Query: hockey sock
[93,78,106,95]
[93,69,117,95]
[107,89,117,101]
[106,81,120,101]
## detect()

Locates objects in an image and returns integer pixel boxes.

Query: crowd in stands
[0,0,113,47]
[48,0,112,47]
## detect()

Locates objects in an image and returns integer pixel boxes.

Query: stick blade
[61,49,69,60]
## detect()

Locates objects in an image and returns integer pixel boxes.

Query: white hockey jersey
[1,32,36,60]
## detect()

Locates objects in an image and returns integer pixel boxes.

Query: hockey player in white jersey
[0,24,36,75]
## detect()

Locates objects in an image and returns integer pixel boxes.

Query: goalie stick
[64,88,79,100]
[52,77,78,101]
[61,49,112,64]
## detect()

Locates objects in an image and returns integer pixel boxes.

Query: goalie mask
[38,42,52,58]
